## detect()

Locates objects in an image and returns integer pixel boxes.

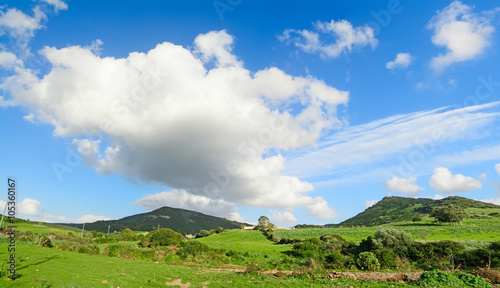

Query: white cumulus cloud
[384,176,424,195]
[1,30,345,221]
[428,0,497,71]
[386,53,413,70]
[430,167,482,194]
[0,198,41,216]
[280,19,378,59]
[495,163,500,175]
[271,210,298,226]
[133,189,244,222]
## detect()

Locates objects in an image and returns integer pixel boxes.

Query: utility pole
[0,200,7,229]
[107,225,110,235]
[40,209,45,223]
[158,224,160,230]
[80,223,86,238]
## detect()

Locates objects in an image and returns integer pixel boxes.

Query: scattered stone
[102,280,108,284]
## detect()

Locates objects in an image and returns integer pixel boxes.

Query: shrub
[457,272,492,288]
[416,270,463,288]
[34,235,53,248]
[146,228,184,247]
[320,234,345,242]
[216,227,224,234]
[374,249,398,268]
[356,252,380,271]
[372,228,413,255]
[196,230,211,238]
[177,241,214,259]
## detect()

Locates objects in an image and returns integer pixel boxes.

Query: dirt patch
[326,271,422,283]
[165,279,191,287]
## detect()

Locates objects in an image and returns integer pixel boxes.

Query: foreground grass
[0,241,415,287]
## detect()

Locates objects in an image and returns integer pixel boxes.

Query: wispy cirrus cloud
[285,102,500,181]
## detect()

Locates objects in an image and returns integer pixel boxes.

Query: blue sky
[1,0,500,226]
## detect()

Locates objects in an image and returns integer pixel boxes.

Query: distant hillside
[327,196,500,227]
[60,206,248,235]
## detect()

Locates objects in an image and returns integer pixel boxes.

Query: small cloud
[40,0,68,13]
[364,199,379,209]
[428,0,497,71]
[23,113,35,123]
[19,198,41,215]
[44,214,110,223]
[384,176,424,195]
[430,167,482,194]
[0,6,45,38]
[386,53,413,70]
[0,198,41,216]
[280,19,377,59]
[87,39,103,56]
[495,163,500,175]
[306,197,337,219]
[481,198,500,206]
[426,194,445,200]
[271,210,298,226]
[0,51,23,69]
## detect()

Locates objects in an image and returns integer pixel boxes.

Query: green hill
[327,196,500,227]
[60,206,248,235]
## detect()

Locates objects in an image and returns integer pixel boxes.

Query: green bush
[196,230,211,238]
[416,270,490,288]
[457,272,492,288]
[372,228,413,255]
[356,252,380,271]
[177,241,223,260]
[146,228,184,247]
[33,235,53,248]
[374,249,398,268]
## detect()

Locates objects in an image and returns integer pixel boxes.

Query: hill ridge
[327,196,500,227]
[59,205,249,235]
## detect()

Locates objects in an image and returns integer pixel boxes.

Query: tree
[196,229,211,238]
[430,205,467,224]
[216,227,224,234]
[258,216,270,229]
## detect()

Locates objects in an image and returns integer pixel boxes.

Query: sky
[1,0,500,227]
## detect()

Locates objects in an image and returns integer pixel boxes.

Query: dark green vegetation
[60,206,248,235]
[327,196,500,227]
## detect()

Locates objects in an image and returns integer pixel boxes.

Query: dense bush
[78,244,100,255]
[33,235,53,248]
[374,248,398,268]
[145,228,184,247]
[177,241,224,260]
[416,270,491,288]
[196,230,211,238]
[356,252,380,271]
[372,228,413,255]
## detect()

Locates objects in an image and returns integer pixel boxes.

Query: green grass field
[0,240,412,288]
[273,218,500,244]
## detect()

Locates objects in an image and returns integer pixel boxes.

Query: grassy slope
[13,220,84,236]
[195,230,289,255]
[275,218,500,243]
[332,196,500,227]
[0,241,407,288]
